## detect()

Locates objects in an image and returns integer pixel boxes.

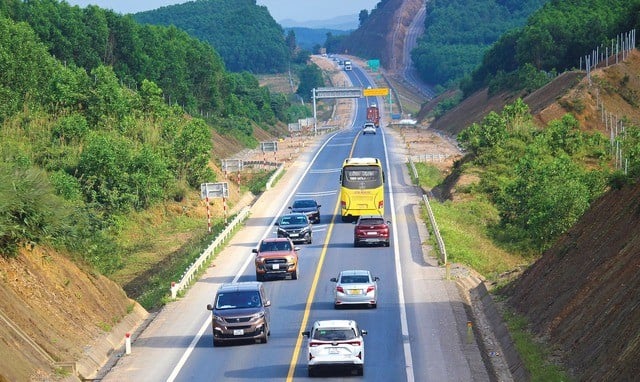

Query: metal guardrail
[169,163,285,298]
[266,164,284,190]
[409,156,447,264]
[422,193,447,265]
[170,206,250,299]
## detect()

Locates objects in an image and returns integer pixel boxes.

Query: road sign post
[200,182,229,232]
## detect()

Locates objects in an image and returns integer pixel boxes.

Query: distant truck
[343,60,352,70]
[366,104,380,127]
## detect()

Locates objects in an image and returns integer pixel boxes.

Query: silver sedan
[330,270,379,309]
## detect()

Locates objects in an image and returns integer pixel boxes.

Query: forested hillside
[411,0,546,87]
[134,0,290,73]
[1,0,289,127]
[0,0,302,274]
[463,0,640,96]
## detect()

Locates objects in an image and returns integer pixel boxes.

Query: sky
[63,0,379,22]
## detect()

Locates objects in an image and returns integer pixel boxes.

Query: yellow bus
[339,157,385,221]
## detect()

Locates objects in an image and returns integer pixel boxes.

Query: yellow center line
[285,132,358,380]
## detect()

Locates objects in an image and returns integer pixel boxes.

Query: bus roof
[343,157,380,166]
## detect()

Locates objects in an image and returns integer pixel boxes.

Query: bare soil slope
[505,183,640,381]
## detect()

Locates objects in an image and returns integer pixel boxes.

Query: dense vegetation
[462,0,640,96]
[411,0,547,88]
[0,0,306,276]
[134,0,290,74]
[1,0,289,127]
[457,99,611,252]
[285,27,349,52]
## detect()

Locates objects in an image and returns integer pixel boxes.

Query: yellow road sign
[363,87,389,96]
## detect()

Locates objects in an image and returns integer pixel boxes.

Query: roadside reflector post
[170,281,177,299]
[466,321,473,344]
[125,332,132,355]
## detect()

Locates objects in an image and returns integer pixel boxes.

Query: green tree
[296,63,325,102]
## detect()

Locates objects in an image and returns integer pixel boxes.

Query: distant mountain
[279,14,358,31]
[285,27,350,51]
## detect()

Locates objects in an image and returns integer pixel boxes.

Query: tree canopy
[134,0,290,73]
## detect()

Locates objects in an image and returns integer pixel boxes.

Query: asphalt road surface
[101,65,489,382]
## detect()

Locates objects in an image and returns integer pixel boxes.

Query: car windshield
[215,291,261,309]
[313,328,357,341]
[280,215,307,225]
[360,218,384,225]
[259,240,291,252]
[293,200,315,208]
[340,275,371,284]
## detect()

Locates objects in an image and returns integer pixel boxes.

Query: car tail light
[378,200,384,209]
[366,286,375,293]
[341,201,346,209]
[336,286,345,293]
[345,341,361,346]
[309,342,322,347]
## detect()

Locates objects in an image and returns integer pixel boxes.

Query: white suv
[301,320,367,377]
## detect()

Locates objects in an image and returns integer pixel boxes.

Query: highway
[101,65,489,381]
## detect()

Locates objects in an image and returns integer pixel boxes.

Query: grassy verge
[413,161,569,380]
[502,308,571,381]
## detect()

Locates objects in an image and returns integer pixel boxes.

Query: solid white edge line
[382,125,415,382]
[165,132,340,382]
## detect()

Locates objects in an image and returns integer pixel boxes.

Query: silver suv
[206,282,270,346]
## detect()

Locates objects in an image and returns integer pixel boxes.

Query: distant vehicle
[253,238,299,281]
[366,104,380,127]
[353,215,390,247]
[340,157,385,221]
[344,59,352,70]
[330,270,379,309]
[206,281,271,346]
[362,122,376,135]
[302,320,367,377]
[276,213,313,244]
[289,199,321,223]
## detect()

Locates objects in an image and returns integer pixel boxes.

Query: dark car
[289,199,321,223]
[353,215,390,247]
[206,282,271,346]
[276,213,313,244]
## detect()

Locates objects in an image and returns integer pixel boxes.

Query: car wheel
[307,234,312,244]
[385,241,390,247]
[308,367,316,377]
[334,303,341,309]
[356,366,364,376]
[354,239,359,247]
[261,334,268,344]
[291,269,298,280]
[371,302,377,309]
[256,272,264,282]
[213,339,221,347]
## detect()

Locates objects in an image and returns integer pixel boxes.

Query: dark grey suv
[276,213,313,244]
[289,199,321,223]
[206,282,271,346]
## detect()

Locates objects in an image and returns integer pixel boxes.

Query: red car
[353,215,390,247]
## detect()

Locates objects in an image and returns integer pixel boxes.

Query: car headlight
[251,311,265,321]
[212,314,225,324]
[277,228,287,235]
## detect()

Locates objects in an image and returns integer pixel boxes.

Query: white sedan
[330,270,379,308]
[302,319,367,377]
[362,122,376,135]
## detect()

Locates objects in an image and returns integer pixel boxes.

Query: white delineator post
[125,332,132,355]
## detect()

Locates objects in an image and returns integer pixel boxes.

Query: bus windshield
[342,165,382,189]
